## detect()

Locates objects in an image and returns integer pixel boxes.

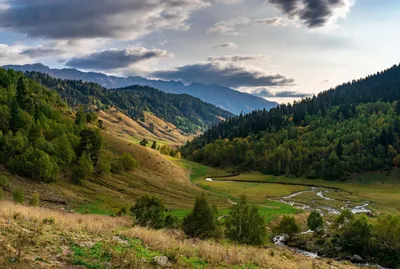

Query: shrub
[225,195,266,245]
[274,216,300,239]
[97,154,111,174]
[0,187,4,200]
[120,153,139,171]
[29,192,40,207]
[13,189,24,204]
[160,145,172,155]
[131,195,165,229]
[165,215,180,229]
[117,206,129,216]
[334,209,354,228]
[0,175,10,188]
[307,211,324,234]
[183,194,220,239]
[111,159,125,174]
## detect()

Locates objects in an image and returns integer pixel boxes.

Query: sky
[0,0,399,104]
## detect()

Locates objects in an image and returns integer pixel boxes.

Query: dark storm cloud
[268,0,353,28]
[65,48,171,71]
[0,0,210,39]
[151,62,294,88]
[251,88,312,98]
[20,47,62,58]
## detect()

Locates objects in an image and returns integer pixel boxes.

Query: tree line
[183,101,400,180]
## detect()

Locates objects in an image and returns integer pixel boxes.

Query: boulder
[351,254,363,263]
[153,256,172,268]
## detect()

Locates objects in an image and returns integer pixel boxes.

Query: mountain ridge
[3,63,278,115]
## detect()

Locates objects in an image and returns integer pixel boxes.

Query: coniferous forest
[24,72,233,134]
[182,64,400,180]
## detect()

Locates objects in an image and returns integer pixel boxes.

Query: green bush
[29,192,40,207]
[120,153,139,171]
[274,216,300,239]
[97,154,111,174]
[225,195,266,245]
[0,187,4,200]
[183,194,220,239]
[13,189,24,204]
[131,195,165,229]
[111,159,125,174]
[307,211,324,234]
[0,175,10,188]
[165,215,180,229]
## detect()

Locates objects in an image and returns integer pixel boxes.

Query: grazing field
[212,171,400,215]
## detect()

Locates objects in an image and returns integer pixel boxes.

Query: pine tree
[16,77,34,114]
[9,99,21,133]
[183,194,220,239]
[151,141,157,149]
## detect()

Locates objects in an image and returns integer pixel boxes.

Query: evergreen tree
[74,152,94,185]
[225,195,266,245]
[151,141,157,149]
[140,139,149,147]
[183,194,220,239]
[9,99,21,133]
[16,77,34,114]
[131,195,165,229]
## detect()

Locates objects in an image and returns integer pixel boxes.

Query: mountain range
[3,63,277,115]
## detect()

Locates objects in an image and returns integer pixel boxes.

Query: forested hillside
[4,64,278,115]
[0,68,143,186]
[24,72,233,134]
[183,64,400,180]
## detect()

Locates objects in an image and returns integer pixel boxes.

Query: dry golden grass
[98,107,195,147]
[0,201,131,234]
[0,202,363,269]
[122,227,360,269]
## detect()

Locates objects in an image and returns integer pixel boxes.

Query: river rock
[351,254,363,263]
[153,256,172,267]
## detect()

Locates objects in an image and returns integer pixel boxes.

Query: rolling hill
[22,71,233,136]
[3,63,278,115]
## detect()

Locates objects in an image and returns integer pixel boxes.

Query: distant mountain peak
[2,63,278,114]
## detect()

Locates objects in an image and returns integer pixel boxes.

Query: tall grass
[0,201,131,234]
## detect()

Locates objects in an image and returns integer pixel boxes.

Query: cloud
[207,16,250,35]
[215,0,242,3]
[0,44,31,65]
[253,16,295,27]
[151,60,294,88]
[267,0,354,28]
[207,55,266,62]
[20,47,62,58]
[65,47,172,71]
[213,42,238,49]
[0,0,210,40]
[251,88,311,98]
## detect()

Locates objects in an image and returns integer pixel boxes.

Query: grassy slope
[98,107,196,148]
[0,201,363,269]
